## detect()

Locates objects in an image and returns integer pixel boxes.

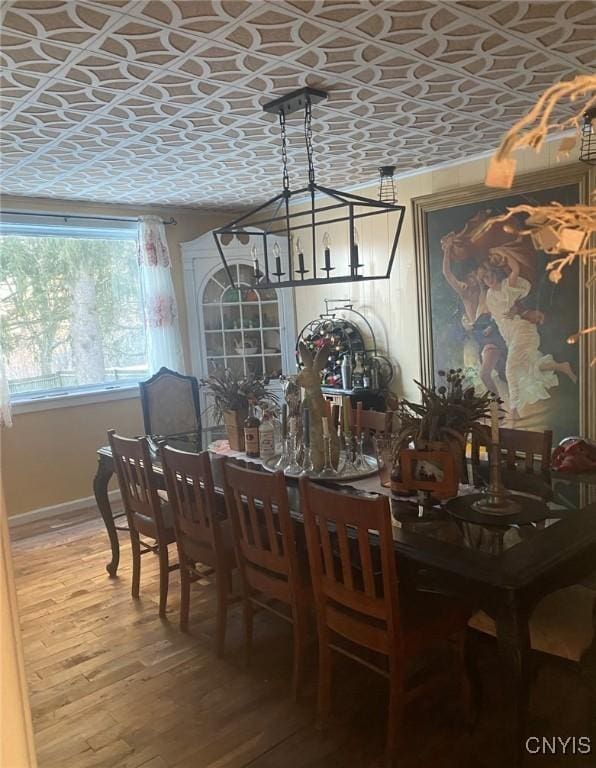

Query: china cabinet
[181,230,296,425]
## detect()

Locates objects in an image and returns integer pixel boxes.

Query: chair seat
[183,517,236,571]
[133,500,176,544]
[402,589,473,654]
[469,585,596,662]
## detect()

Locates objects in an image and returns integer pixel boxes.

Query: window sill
[11,385,139,415]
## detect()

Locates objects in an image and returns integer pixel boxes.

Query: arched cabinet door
[181,229,296,426]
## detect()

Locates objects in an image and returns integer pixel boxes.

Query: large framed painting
[413,165,594,443]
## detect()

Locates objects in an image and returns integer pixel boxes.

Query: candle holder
[301,443,314,475]
[471,442,521,516]
[353,432,367,471]
[285,431,303,476]
[340,431,359,475]
[319,434,339,478]
[274,435,290,471]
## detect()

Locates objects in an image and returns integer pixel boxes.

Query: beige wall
[0,195,237,516]
[293,143,576,402]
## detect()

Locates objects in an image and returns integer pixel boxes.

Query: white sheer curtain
[138,216,184,375]
[0,339,11,428]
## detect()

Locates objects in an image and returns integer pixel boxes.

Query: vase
[223,409,247,451]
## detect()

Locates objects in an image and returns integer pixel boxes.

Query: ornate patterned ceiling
[1,1,594,209]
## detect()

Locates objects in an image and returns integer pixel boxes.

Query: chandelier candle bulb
[296,237,306,274]
[322,231,332,273]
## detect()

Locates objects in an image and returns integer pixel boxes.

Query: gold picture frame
[413,164,594,440]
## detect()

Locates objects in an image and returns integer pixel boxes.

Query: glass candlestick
[340,431,359,475]
[353,432,367,471]
[319,434,338,478]
[285,432,302,476]
[301,444,314,475]
[274,435,290,470]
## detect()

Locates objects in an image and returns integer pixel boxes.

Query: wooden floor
[10,509,594,768]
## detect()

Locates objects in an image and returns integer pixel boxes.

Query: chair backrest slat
[108,430,163,534]
[352,408,393,436]
[336,522,354,591]
[162,447,222,558]
[300,478,401,649]
[224,460,300,593]
[471,425,552,475]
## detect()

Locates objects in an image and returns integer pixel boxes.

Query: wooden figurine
[297,342,340,471]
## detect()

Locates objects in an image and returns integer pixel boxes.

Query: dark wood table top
[98,429,596,592]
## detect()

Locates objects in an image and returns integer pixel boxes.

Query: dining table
[94,427,596,763]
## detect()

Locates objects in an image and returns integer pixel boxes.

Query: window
[0,215,148,400]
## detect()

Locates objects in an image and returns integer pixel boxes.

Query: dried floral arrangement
[394,370,499,453]
[200,369,274,422]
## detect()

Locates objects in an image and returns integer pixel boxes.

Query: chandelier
[213,87,406,289]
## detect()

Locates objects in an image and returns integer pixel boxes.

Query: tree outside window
[0,233,148,396]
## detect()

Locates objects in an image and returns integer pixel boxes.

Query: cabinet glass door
[201,264,283,380]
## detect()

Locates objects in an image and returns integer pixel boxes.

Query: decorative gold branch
[481,76,596,364]
[485,74,596,189]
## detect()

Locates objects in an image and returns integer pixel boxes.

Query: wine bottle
[259,412,275,460]
[244,400,261,458]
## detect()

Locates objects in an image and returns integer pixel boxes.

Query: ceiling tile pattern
[0,1,594,208]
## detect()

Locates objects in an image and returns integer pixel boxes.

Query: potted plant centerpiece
[393,370,498,498]
[200,369,272,451]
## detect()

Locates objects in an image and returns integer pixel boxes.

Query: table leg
[93,453,119,577]
[495,590,531,765]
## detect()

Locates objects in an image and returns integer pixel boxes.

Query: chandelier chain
[278,110,290,191]
[304,99,315,185]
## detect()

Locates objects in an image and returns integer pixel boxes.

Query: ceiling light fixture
[378,165,397,205]
[213,87,406,289]
[579,107,596,165]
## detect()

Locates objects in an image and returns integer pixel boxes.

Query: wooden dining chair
[223,459,311,698]
[161,447,236,654]
[471,425,553,500]
[139,366,202,441]
[108,430,177,616]
[300,477,474,766]
[352,406,394,436]
[471,425,553,474]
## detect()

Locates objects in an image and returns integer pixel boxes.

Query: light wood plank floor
[10,509,593,768]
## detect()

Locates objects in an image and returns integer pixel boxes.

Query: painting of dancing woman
[421,180,581,441]
[478,249,576,420]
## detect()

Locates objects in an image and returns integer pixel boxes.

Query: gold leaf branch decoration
[473,198,596,284]
[485,74,596,189]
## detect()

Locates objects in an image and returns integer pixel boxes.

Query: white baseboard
[8,490,122,528]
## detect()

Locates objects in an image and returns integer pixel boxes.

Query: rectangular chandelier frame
[212,86,406,290]
[213,184,406,289]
